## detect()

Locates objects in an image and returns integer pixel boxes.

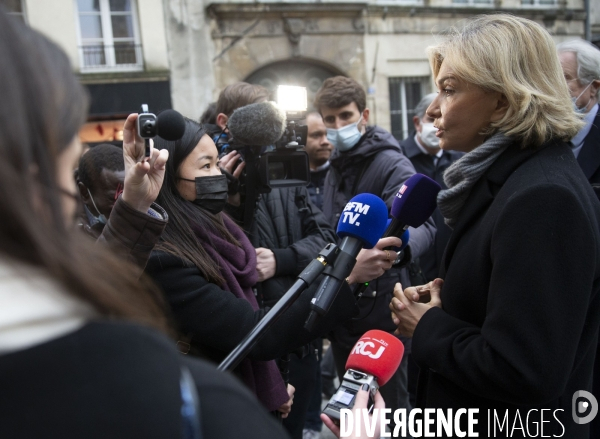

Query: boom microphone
[227,101,287,146]
[304,193,388,331]
[156,109,186,141]
[322,330,404,421]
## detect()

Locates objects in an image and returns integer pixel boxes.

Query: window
[389,76,430,141]
[521,0,557,6]
[1,0,26,23]
[452,0,493,5]
[76,0,143,72]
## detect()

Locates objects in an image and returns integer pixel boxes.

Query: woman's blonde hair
[427,14,584,147]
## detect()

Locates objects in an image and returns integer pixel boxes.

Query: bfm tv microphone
[227,101,287,147]
[304,193,388,331]
[322,330,405,421]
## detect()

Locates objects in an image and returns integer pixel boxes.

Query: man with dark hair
[200,102,218,125]
[210,83,272,154]
[215,82,271,128]
[314,76,436,432]
[77,143,125,237]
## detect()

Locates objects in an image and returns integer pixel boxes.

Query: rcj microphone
[322,330,404,421]
[304,193,388,331]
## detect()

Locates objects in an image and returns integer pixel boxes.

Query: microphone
[322,330,404,421]
[385,173,442,239]
[354,174,440,296]
[156,109,186,141]
[227,101,287,146]
[385,220,409,252]
[304,193,388,331]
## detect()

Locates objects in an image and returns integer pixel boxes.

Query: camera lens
[142,120,155,135]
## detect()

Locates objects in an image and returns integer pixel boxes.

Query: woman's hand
[121,113,169,213]
[255,247,276,282]
[321,386,385,439]
[277,384,295,419]
[347,237,403,285]
[389,279,443,337]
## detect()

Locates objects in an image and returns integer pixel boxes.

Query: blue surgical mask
[571,82,592,114]
[327,116,363,152]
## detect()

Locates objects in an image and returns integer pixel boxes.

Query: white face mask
[572,82,593,114]
[327,116,363,152]
[419,122,440,149]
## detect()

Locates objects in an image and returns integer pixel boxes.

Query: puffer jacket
[246,186,336,307]
[322,125,436,348]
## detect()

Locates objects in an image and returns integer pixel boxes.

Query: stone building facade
[164,0,589,140]
[2,0,594,142]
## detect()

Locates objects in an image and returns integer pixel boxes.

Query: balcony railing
[80,44,143,72]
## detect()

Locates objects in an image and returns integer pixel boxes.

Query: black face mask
[180,174,228,214]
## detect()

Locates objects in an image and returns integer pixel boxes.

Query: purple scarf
[191,214,288,412]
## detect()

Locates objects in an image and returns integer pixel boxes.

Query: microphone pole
[218,243,339,372]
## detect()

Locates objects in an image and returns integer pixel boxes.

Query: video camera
[227,85,310,193]
[264,87,309,189]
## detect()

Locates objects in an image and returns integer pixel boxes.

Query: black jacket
[249,186,336,307]
[577,103,600,199]
[0,321,290,439]
[400,135,463,281]
[145,251,356,367]
[322,126,436,348]
[307,164,329,211]
[412,141,600,438]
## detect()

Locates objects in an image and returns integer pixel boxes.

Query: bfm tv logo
[341,202,371,227]
[351,337,388,360]
[573,390,598,424]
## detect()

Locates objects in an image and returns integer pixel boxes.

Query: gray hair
[414,93,437,119]
[557,39,600,85]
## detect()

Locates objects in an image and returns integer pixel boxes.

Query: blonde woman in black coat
[390,15,600,438]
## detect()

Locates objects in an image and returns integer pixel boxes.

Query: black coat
[250,186,336,307]
[145,251,356,367]
[577,103,600,198]
[322,126,436,348]
[412,141,600,438]
[307,165,329,211]
[0,321,290,439]
[400,135,463,281]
